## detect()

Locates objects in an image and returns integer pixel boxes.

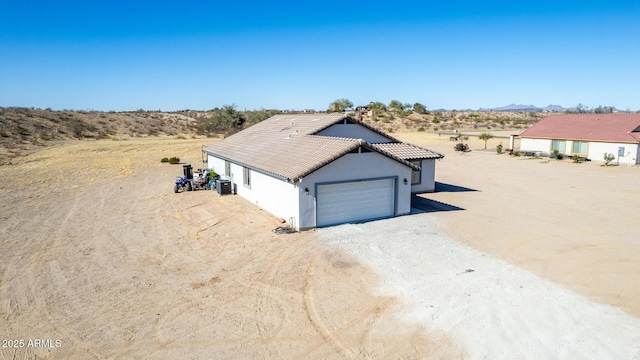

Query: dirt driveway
[396,131,640,317]
[0,138,458,359]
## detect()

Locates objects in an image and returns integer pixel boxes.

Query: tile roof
[520,114,640,143]
[203,113,437,182]
[370,142,444,160]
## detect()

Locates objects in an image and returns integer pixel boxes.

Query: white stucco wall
[520,138,552,153]
[587,142,639,164]
[207,155,226,177]
[316,123,392,143]
[232,164,300,225]
[411,159,437,193]
[207,153,300,226]
[519,138,639,164]
[298,152,412,229]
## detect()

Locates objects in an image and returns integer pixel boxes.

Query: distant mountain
[481,104,570,112]
[540,104,569,112]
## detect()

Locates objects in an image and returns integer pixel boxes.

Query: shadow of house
[434,182,478,193]
[410,195,464,214]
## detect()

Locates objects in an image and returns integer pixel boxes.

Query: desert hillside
[0,107,543,165]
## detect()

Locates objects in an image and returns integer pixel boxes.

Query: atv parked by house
[174,164,219,193]
[174,176,192,193]
[174,164,195,193]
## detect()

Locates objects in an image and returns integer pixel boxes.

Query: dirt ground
[0,137,460,359]
[396,131,640,318]
[1,132,638,359]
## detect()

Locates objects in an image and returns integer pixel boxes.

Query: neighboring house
[203,113,443,230]
[520,114,640,165]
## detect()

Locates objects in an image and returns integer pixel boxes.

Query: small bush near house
[454,143,469,152]
[572,154,582,163]
[496,144,503,154]
[603,153,615,166]
[168,157,180,164]
[161,157,169,163]
[512,150,522,157]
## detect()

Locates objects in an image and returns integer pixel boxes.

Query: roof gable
[203,113,434,181]
[520,114,640,143]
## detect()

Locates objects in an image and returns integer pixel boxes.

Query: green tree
[413,102,427,114]
[328,98,353,112]
[594,105,614,114]
[196,104,245,134]
[388,100,404,112]
[478,132,494,149]
[368,102,386,115]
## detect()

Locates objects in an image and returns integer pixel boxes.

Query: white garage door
[316,178,395,227]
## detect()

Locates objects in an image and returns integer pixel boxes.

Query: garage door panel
[317,178,395,227]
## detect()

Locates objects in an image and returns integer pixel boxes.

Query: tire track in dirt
[301,254,354,359]
[250,239,299,357]
[0,186,100,360]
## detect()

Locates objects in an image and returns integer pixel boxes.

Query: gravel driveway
[316,214,640,359]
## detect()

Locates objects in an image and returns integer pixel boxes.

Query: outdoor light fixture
[305,188,309,195]
[404,178,408,185]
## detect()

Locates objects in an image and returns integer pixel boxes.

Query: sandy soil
[395,131,640,317]
[0,138,459,359]
[1,132,638,359]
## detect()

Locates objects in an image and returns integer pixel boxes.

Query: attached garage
[203,113,443,230]
[316,177,396,227]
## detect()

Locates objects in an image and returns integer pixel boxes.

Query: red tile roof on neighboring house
[203,114,440,182]
[520,114,640,143]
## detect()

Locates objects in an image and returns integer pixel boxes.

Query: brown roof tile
[371,142,444,160]
[520,114,640,143]
[203,114,438,181]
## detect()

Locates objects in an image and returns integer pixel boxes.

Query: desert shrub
[417,127,425,132]
[168,157,180,164]
[552,149,560,159]
[161,157,169,163]
[512,150,522,157]
[603,153,615,166]
[572,154,582,163]
[454,143,469,152]
[496,144,503,154]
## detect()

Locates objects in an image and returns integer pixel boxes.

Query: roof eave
[521,135,640,144]
[202,149,294,183]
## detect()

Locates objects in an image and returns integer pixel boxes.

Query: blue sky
[1,1,639,111]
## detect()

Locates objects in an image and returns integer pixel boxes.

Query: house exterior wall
[411,159,437,193]
[520,138,639,164]
[587,142,639,164]
[316,124,391,143]
[207,154,300,226]
[297,152,412,229]
[520,138,552,153]
[207,155,227,177]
